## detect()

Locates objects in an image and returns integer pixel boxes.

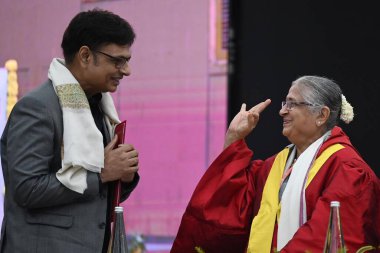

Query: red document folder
[111,120,126,222]
[108,120,127,251]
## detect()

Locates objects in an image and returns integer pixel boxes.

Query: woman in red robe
[171,76,379,253]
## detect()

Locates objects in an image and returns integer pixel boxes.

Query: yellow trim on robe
[247,148,289,253]
[247,144,344,253]
[305,144,344,187]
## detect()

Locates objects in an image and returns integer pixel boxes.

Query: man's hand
[100,135,139,183]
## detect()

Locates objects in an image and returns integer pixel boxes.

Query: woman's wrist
[224,130,240,149]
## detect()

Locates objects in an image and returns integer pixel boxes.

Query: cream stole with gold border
[48,58,120,194]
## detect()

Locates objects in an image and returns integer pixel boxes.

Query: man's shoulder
[15,80,59,112]
[24,80,55,99]
[17,80,58,105]
[11,79,62,126]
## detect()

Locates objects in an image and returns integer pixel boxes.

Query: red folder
[111,120,126,222]
[108,120,128,251]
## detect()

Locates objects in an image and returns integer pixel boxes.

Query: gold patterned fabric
[55,84,90,110]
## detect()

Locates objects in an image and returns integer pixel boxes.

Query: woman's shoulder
[322,146,379,199]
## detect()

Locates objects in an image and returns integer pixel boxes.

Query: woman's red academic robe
[171,127,380,253]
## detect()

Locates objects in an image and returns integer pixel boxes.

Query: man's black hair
[61,8,135,64]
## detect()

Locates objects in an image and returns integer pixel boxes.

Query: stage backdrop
[228,0,379,176]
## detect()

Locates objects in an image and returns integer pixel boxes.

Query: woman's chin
[282,128,290,138]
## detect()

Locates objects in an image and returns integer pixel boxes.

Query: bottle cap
[330,201,340,207]
[115,206,123,212]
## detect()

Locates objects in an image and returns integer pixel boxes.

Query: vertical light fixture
[5,59,19,118]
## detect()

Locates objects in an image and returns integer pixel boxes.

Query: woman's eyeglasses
[281,101,320,110]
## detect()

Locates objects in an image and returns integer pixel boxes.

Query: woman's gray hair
[292,75,342,130]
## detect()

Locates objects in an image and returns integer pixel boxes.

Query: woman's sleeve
[171,140,265,253]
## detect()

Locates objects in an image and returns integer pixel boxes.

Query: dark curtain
[228,0,380,176]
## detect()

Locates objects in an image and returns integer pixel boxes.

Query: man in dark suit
[0,9,139,253]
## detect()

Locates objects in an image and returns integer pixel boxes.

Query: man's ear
[78,46,91,66]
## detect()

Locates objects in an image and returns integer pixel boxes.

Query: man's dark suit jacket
[0,80,138,253]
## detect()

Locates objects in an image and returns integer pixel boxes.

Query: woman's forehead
[286,85,303,100]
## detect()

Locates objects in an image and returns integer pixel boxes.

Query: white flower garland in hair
[340,94,354,124]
